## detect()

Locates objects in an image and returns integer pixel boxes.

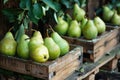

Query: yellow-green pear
[73,3,85,21]
[67,20,81,38]
[102,6,114,22]
[94,16,106,34]
[54,17,69,35]
[30,44,49,63]
[83,20,98,39]
[0,32,17,56]
[80,18,88,34]
[44,37,60,60]
[17,34,30,59]
[29,30,44,53]
[51,32,69,56]
[111,12,120,26]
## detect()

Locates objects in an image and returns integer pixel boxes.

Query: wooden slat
[66,44,120,80]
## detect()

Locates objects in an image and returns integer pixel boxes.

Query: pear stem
[8,26,14,32]
[31,29,37,32]
[46,29,49,37]
[49,25,55,32]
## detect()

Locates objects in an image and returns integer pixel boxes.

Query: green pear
[29,30,44,53]
[73,3,85,21]
[17,34,30,59]
[30,44,49,63]
[54,17,69,35]
[111,12,120,26]
[83,20,98,39]
[44,37,60,60]
[0,32,17,56]
[102,6,114,22]
[80,18,88,34]
[94,16,106,34]
[51,32,69,56]
[67,20,81,38]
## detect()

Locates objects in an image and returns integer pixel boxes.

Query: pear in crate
[51,32,69,56]
[54,17,69,35]
[29,30,49,63]
[111,12,120,26]
[0,32,17,56]
[67,20,81,38]
[17,34,30,59]
[44,37,60,60]
[80,17,88,34]
[29,30,44,52]
[102,6,114,22]
[83,20,98,39]
[94,16,106,34]
[30,44,49,63]
[73,3,85,21]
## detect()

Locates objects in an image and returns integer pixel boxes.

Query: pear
[67,20,81,38]
[94,16,106,34]
[51,32,69,56]
[111,12,120,26]
[54,17,69,35]
[0,32,17,56]
[30,44,49,63]
[44,37,60,60]
[29,30,44,53]
[17,34,30,59]
[83,20,98,39]
[73,3,85,21]
[102,6,114,22]
[80,18,88,34]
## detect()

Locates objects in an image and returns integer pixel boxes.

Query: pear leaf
[15,24,25,42]
[33,3,43,19]
[41,0,61,12]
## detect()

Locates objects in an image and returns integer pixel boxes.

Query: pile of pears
[54,3,106,40]
[0,29,69,63]
[102,5,120,26]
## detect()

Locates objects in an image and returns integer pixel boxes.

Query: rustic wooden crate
[62,26,120,62]
[101,58,118,71]
[0,45,83,80]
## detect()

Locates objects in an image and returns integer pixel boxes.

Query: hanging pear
[0,32,17,56]
[73,3,85,21]
[17,34,30,59]
[94,16,106,34]
[54,17,69,35]
[67,20,81,38]
[82,20,98,39]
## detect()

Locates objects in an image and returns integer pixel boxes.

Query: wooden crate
[0,45,83,80]
[63,26,120,62]
[101,58,118,71]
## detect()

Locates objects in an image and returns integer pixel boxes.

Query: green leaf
[41,0,61,12]
[23,17,30,29]
[20,0,32,10]
[2,9,17,22]
[28,10,39,25]
[19,0,26,9]
[3,0,8,4]
[15,24,25,42]
[33,3,43,19]
[17,11,24,21]
[61,0,71,8]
